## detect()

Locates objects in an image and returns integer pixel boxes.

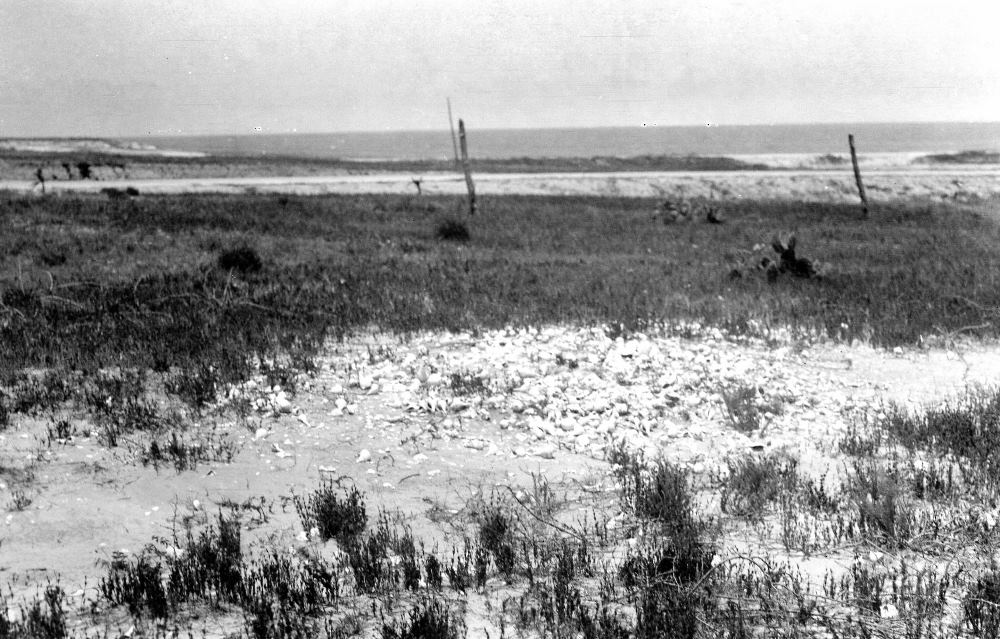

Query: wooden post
[458,119,476,216]
[848,134,869,219]
[447,98,459,169]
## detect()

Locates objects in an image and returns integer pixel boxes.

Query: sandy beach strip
[2,167,998,202]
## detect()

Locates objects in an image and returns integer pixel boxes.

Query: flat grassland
[4,186,1000,637]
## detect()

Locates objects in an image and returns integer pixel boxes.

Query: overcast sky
[2,0,998,137]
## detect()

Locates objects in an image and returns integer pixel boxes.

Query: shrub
[720,383,766,433]
[720,452,798,518]
[965,571,1000,637]
[849,461,913,547]
[435,219,470,242]
[476,501,517,580]
[381,599,465,639]
[218,245,263,274]
[293,482,368,544]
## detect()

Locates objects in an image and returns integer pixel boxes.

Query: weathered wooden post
[848,134,869,219]
[447,98,459,169]
[459,119,476,216]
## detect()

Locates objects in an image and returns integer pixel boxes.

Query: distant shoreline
[2,139,998,185]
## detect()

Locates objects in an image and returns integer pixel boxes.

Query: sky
[1,0,998,137]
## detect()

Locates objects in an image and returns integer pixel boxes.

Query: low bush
[293,482,367,544]
[435,218,470,242]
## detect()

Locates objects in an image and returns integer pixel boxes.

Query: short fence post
[459,119,476,216]
[849,134,869,219]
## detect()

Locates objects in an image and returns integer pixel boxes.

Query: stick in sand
[848,134,869,219]
[459,119,476,216]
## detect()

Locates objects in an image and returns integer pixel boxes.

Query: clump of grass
[720,451,798,518]
[965,571,1000,637]
[848,461,914,548]
[346,513,425,594]
[380,598,465,639]
[8,489,32,512]
[838,417,887,457]
[475,499,518,581]
[140,429,239,472]
[609,446,699,534]
[435,218,470,242]
[100,554,171,619]
[0,585,68,639]
[720,383,782,433]
[880,387,1000,472]
[448,371,490,396]
[217,245,263,274]
[293,482,367,544]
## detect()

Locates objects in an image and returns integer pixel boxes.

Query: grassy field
[3,189,999,435]
[4,190,1000,637]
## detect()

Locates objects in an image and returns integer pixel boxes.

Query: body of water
[130,122,1000,161]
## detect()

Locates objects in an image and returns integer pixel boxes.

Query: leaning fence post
[459,119,476,216]
[848,134,869,219]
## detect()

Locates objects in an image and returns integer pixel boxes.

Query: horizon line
[4,119,1000,141]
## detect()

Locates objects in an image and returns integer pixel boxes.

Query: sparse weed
[141,429,239,472]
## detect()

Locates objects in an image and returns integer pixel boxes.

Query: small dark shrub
[965,571,1000,637]
[612,453,697,534]
[38,248,68,267]
[435,219,470,242]
[2,585,68,639]
[446,544,474,593]
[218,245,263,274]
[449,371,490,396]
[381,599,465,639]
[100,554,170,619]
[720,383,766,433]
[476,502,518,580]
[424,553,443,590]
[164,364,220,408]
[293,482,367,544]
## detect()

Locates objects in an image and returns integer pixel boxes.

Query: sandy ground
[2,167,999,203]
[4,326,1000,635]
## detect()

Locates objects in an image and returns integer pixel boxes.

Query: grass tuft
[217,245,263,274]
[293,481,368,544]
[435,218,470,241]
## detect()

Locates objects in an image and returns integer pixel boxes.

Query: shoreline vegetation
[2,138,999,183]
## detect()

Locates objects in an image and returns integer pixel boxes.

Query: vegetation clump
[293,482,368,544]
[217,244,263,274]
[435,218,470,242]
